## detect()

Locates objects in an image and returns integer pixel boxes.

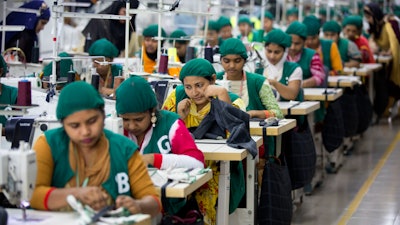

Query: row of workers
[0,29,314,224]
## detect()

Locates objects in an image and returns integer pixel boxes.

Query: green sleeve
[259,81,283,119]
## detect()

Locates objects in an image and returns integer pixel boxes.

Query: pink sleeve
[309,53,326,86]
[169,119,205,166]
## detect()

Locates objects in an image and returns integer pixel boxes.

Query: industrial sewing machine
[0,140,36,217]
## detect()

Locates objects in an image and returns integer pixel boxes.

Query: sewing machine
[0,141,36,207]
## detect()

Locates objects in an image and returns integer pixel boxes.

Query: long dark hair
[364,3,385,38]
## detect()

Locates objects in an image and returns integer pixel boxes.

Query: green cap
[143,24,167,38]
[264,29,292,48]
[287,7,299,16]
[169,29,188,44]
[319,8,335,17]
[42,52,73,78]
[56,81,104,120]
[264,11,274,20]
[286,21,307,39]
[116,76,158,115]
[0,55,7,77]
[303,15,321,36]
[218,16,232,28]
[342,15,363,30]
[179,58,216,82]
[238,16,252,26]
[322,20,342,33]
[88,38,119,58]
[219,38,248,59]
[207,20,220,31]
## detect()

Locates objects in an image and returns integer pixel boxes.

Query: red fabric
[153,154,163,169]
[354,36,376,63]
[169,119,205,167]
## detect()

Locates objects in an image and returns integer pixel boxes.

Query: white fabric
[263,51,303,82]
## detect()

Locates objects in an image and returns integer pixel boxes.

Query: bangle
[264,110,270,118]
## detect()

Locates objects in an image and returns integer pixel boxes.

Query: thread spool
[158,54,168,74]
[91,74,100,91]
[185,46,195,63]
[31,42,39,63]
[113,76,125,90]
[17,80,32,106]
[204,46,213,63]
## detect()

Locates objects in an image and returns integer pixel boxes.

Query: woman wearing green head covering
[30,81,161,217]
[142,24,167,73]
[163,58,246,225]
[116,75,204,169]
[342,15,376,63]
[287,7,299,25]
[303,15,343,74]
[285,21,325,88]
[116,76,204,214]
[40,52,78,89]
[218,16,233,40]
[262,29,303,101]
[163,58,244,122]
[89,38,123,96]
[0,55,18,128]
[237,16,262,42]
[200,20,223,48]
[322,21,362,68]
[217,38,282,119]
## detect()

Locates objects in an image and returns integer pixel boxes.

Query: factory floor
[291,117,400,225]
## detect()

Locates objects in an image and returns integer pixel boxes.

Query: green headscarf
[115,76,157,115]
[342,15,363,30]
[238,16,252,26]
[285,21,307,39]
[219,38,248,59]
[143,24,167,38]
[88,38,119,58]
[287,7,299,16]
[207,20,220,31]
[322,20,342,34]
[218,16,232,28]
[179,58,216,82]
[169,29,188,44]
[303,15,321,36]
[56,81,104,120]
[264,11,274,20]
[319,8,335,17]
[264,29,292,48]
[42,52,73,77]
[0,55,7,77]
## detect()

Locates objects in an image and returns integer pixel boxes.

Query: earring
[151,112,157,127]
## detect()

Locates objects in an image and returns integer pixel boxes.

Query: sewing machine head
[0,142,36,206]
[5,114,61,149]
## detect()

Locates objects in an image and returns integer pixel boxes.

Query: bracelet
[264,110,270,118]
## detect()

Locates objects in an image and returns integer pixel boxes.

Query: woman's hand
[141,154,154,166]
[204,85,231,104]
[115,195,142,215]
[204,85,226,99]
[76,186,108,211]
[177,98,191,119]
[268,79,277,88]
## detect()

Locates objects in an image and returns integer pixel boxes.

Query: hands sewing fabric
[76,186,108,211]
